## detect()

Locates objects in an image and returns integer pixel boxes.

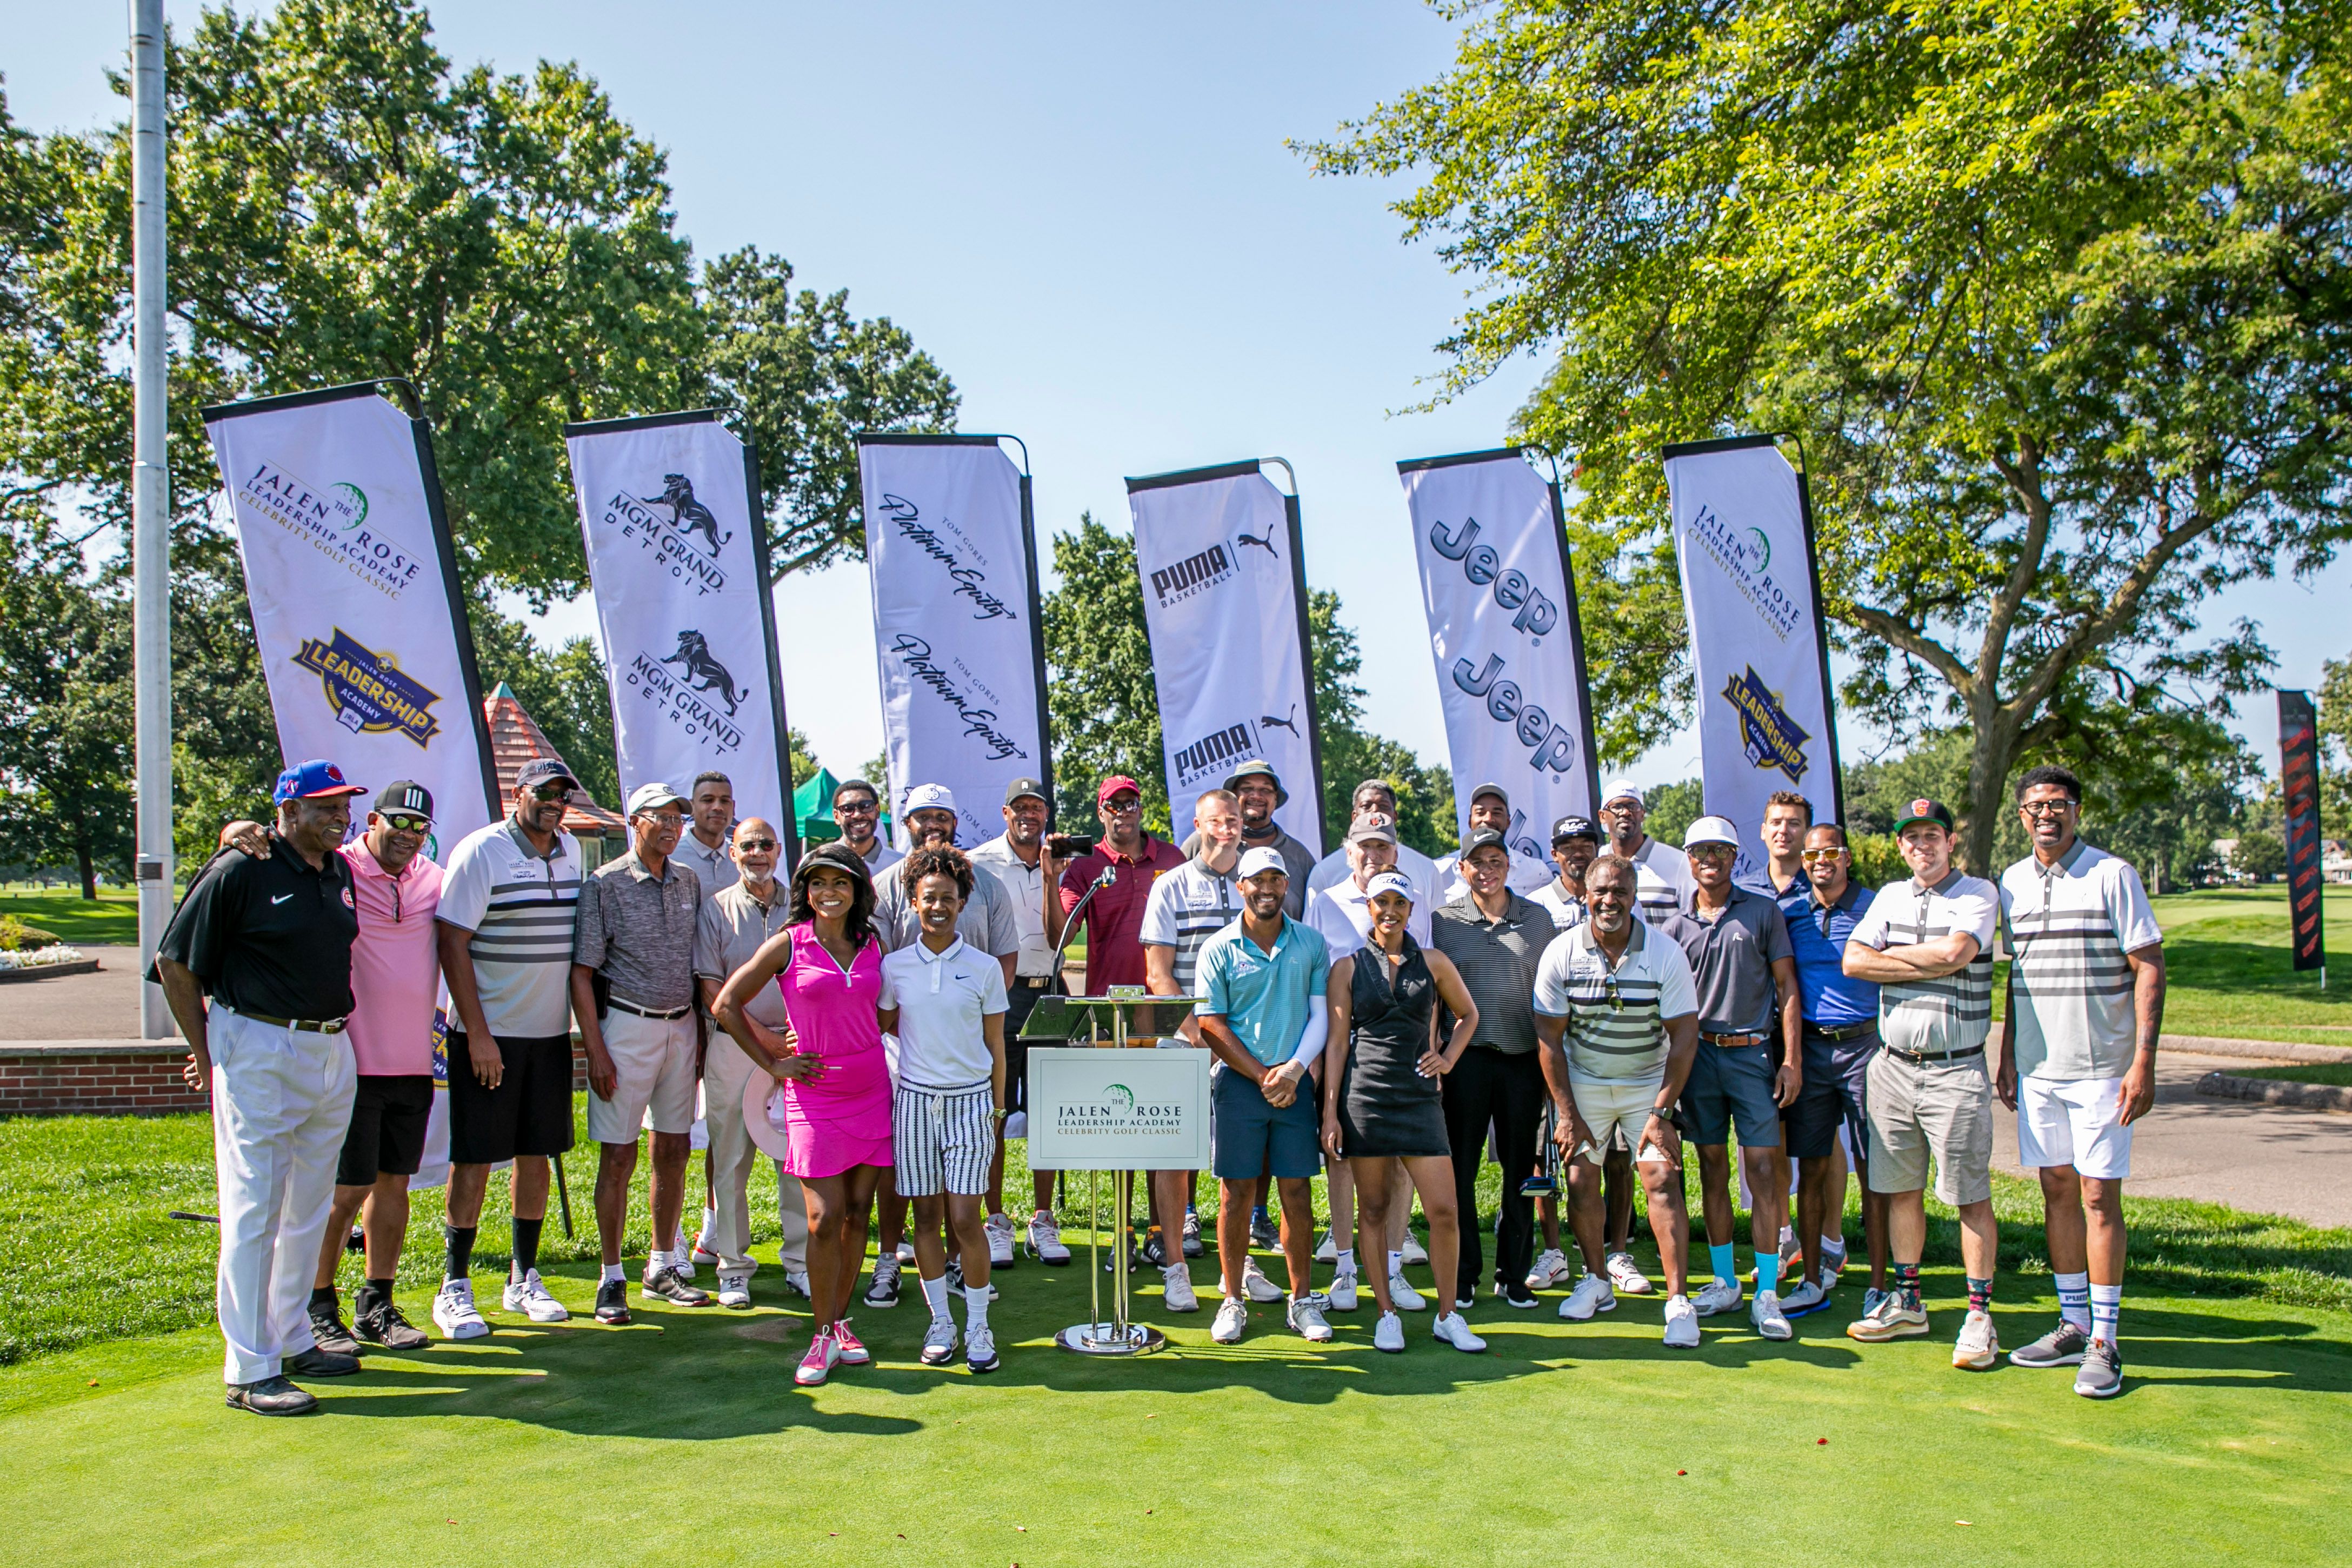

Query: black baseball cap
[1894,797,1957,834]
[1461,827,1509,857]
[1550,814,1600,844]
[375,779,434,819]
[516,757,577,792]
[1004,776,1048,806]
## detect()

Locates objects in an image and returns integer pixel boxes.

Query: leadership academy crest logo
[1722,664,1809,784]
[294,630,443,747]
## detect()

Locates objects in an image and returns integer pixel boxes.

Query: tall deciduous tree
[0,517,132,897]
[1308,0,2352,871]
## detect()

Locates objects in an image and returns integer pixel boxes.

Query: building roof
[482,684,626,835]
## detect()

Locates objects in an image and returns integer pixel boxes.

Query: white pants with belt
[209,1006,357,1385]
[702,1024,808,1275]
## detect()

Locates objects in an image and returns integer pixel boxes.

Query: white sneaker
[1954,1307,2001,1370]
[500,1269,569,1324]
[432,1278,489,1340]
[1286,1296,1334,1343]
[1691,1277,1743,1317]
[1242,1258,1285,1303]
[1780,1278,1830,1319]
[1820,1245,1848,1290]
[1327,1263,1361,1312]
[1751,1290,1792,1340]
[1211,1296,1248,1344]
[985,1212,1016,1269]
[1432,1311,1487,1353]
[784,1270,812,1299]
[1162,1263,1200,1313]
[1525,1248,1573,1289]
[1373,1309,1406,1352]
[717,1270,752,1310]
[966,1322,999,1373]
[1388,1273,1428,1312]
[1401,1234,1428,1266]
[670,1250,697,1282]
[1607,1251,1655,1295]
[1559,1273,1617,1322]
[1662,1292,1701,1348]
[691,1218,719,1265]
[1027,1214,1071,1265]
[920,1316,961,1365]
[1314,1230,1338,1264]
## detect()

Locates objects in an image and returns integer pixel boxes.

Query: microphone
[1094,865,1118,889]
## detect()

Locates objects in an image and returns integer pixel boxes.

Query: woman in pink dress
[714,841,892,1386]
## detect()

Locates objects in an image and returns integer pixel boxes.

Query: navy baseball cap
[274,759,365,804]
[516,757,577,792]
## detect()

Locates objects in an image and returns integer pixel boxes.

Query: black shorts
[446,1031,576,1165]
[336,1073,434,1185]
[1787,1027,1877,1165]
[1003,979,1054,1114]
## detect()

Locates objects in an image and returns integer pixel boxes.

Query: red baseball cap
[1097,775,1143,805]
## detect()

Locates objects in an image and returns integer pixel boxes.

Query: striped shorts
[892,1082,996,1197]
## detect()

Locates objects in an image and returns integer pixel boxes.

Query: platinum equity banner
[857,435,1050,848]
[202,383,500,857]
[1399,449,1600,857]
[565,412,796,837]
[1664,436,1843,880]
[1127,461,1325,853]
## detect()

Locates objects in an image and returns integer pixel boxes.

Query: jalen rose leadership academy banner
[857,435,1052,849]
[202,381,501,858]
[1664,435,1843,883]
[565,411,797,852]
[1399,448,1601,859]
[1127,460,1325,853]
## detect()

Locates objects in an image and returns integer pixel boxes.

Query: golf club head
[1518,1175,1558,1197]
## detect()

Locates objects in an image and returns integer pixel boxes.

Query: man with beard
[1181,760,1315,918]
[1598,780,1694,928]
[1430,784,1554,897]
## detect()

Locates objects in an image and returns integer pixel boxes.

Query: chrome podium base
[1054,1320,1168,1356]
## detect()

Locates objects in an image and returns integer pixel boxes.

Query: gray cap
[625,781,690,817]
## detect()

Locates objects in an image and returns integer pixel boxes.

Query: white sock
[1778,1223,1795,1245]
[1388,1250,1404,1278]
[648,1249,672,1274]
[2056,1271,2091,1331]
[601,1262,624,1283]
[1822,1233,1847,1257]
[921,1271,952,1322]
[1335,1247,1357,1273]
[696,1207,716,1243]
[964,1283,991,1329]
[2088,1280,2120,1342]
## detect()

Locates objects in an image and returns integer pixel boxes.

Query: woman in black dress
[1321,871,1485,1352]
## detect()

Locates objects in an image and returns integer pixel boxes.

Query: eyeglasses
[381,813,432,834]
[1800,847,1848,862]
[737,837,779,852]
[640,812,685,829]
[528,782,573,802]
[2018,800,2076,818]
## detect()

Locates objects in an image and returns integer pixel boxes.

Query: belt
[229,1008,347,1034]
[1702,1031,1769,1047]
[1804,1020,1877,1044]
[1014,976,1053,990]
[609,996,692,1020]
[1882,1043,1984,1065]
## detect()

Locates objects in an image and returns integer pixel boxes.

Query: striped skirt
[892,1081,996,1197]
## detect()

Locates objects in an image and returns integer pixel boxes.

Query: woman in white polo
[877,844,1010,1374]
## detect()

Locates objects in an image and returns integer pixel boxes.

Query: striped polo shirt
[1629,837,1694,928]
[1849,869,1998,1058]
[1999,839,2162,1081]
[435,817,583,1038]
[1531,919,1699,1083]
[1138,854,1242,997]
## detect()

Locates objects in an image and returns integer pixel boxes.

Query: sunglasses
[528,782,574,802]
[380,813,432,834]
[1602,973,1623,1012]
[736,837,779,852]
[1800,847,1848,862]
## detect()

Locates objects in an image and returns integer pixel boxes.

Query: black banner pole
[1277,474,1329,853]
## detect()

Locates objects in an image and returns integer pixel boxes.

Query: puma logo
[1259,703,1301,737]
[1233,525,1279,559]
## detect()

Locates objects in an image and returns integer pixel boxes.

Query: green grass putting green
[0,888,138,946]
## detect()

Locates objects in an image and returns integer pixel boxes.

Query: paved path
[1,946,144,1041]
[1993,1053,2352,1230]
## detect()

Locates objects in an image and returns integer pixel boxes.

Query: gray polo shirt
[572,850,707,1012]
[874,854,1021,959]
[692,877,791,1031]
[676,831,741,898]
[1670,885,1793,1038]
[1429,890,1551,1055]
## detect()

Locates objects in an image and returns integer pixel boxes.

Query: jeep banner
[1398,448,1601,853]
[1127,461,1325,853]
[564,411,798,845]
[1664,436,1843,879]
[202,382,501,853]
[857,435,1051,849]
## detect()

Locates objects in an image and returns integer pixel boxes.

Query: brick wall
[0,1046,209,1116]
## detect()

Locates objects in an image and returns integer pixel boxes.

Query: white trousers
[210,1007,357,1385]
[703,1030,808,1273]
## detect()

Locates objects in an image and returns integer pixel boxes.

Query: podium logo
[239,462,423,600]
[1056,1082,1183,1135]
[295,629,442,747]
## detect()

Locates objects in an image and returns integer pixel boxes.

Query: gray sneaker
[2074,1338,2123,1398]
[226,1374,318,1416]
[640,1266,711,1307]
[2010,1319,2089,1368]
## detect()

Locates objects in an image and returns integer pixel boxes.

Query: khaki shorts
[588,1007,699,1144]
[1569,1076,1674,1164]
[1865,1049,1993,1205]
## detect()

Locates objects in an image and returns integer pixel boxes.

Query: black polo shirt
[156,831,360,1019]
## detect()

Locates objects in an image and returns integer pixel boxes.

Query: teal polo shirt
[1195,915,1331,1069]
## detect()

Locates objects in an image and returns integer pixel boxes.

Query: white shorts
[2017,1075,2133,1180]
[589,1008,699,1144]
[1569,1077,1674,1164]
[894,1082,996,1197]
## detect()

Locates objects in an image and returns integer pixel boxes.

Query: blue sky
[10,1,2343,790]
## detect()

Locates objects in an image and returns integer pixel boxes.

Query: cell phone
[1046,833,1098,857]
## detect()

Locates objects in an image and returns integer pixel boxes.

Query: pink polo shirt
[338,840,444,1077]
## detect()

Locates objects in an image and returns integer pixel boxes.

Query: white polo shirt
[435,817,582,1039]
[1627,837,1695,927]
[1304,842,1441,903]
[1139,855,1243,997]
[1999,840,2161,1081]
[1304,873,1433,955]
[1532,920,1698,1083]
[1851,869,2000,1057]
[967,833,1058,979]
[878,935,1009,1091]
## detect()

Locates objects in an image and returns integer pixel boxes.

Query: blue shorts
[1211,1064,1323,1180]
[1681,1040,1782,1148]
[1787,1027,1875,1164]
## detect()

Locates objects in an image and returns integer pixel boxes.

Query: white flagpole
[131,0,175,1039]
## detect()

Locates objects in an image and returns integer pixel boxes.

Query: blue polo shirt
[1779,878,1878,1029]
[1195,915,1331,1069]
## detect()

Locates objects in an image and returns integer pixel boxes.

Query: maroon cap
[1097,776,1143,805]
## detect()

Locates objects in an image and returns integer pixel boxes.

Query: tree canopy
[1309,0,2352,870]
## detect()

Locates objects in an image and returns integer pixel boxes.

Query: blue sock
[1756,1254,1780,1297]
[1709,1242,1736,1285]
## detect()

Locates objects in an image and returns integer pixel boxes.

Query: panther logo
[661,630,743,717]
[1233,524,1280,559]
[1259,703,1302,738]
[642,474,731,558]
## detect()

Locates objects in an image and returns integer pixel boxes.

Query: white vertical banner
[857,435,1051,848]
[1664,436,1843,880]
[1127,461,1325,854]
[1399,448,1600,858]
[565,412,797,843]
[202,383,501,860]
